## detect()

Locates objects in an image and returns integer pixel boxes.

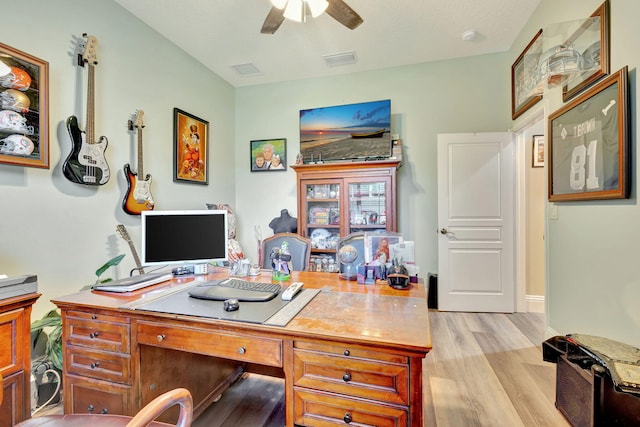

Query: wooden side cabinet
[0,293,40,427]
[292,161,400,269]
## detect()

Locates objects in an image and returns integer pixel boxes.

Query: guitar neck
[86,64,95,144]
[117,225,144,272]
[137,126,144,177]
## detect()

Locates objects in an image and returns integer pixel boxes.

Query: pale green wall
[511,0,640,347]
[0,0,236,318]
[234,55,511,277]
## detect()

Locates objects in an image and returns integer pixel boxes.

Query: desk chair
[261,232,311,271]
[15,388,193,427]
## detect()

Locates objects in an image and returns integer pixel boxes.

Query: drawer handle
[157,334,166,342]
[342,372,351,382]
[344,350,350,356]
[87,404,94,413]
[89,332,99,339]
[343,412,352,424]
[101,408,108,414]
[238,346,246,355]
[91,315,97,319]
[90,362,100,369]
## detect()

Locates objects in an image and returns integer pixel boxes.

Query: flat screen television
[141,210,228,269]
[299,99,391,163]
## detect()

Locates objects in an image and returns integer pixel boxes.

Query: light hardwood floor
[34,311,570,426]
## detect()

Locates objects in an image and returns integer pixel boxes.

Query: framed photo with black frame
[0,42,49,168]
[562,0,609,102]
[532,135,544,168]
[511,29,543,120]
[173,108,209,184]
[250,138,287,171]
[548,66,628,202]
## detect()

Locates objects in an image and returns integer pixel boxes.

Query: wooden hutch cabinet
[0,292,40,427]
[291,160,400,270]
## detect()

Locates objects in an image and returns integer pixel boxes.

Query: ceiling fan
[261,0,363,34]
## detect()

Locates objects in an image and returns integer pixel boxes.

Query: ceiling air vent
[322,51,357,67]
[231,63,263,77]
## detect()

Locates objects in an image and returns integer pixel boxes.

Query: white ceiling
[113,0,541,88]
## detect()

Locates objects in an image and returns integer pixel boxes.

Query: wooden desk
[52,271,431,426]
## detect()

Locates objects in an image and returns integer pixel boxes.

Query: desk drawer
[65,345,131,384]
[294,388,408,427]
[65,374,130,416]
[0,307,26,376]
[137,321,283,367]
[294,348,409,405]
[65,311,130,353]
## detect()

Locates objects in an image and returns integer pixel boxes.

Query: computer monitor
[141,209,228,271]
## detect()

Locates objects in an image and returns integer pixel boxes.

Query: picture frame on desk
[173,108,209,185]
[548,66,628,202]
[364,232,403,264]
[0,42,49,169]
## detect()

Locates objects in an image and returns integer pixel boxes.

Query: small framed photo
[548,66,628,202]
[173,108,209,184]
[511,29,543,120]
[364,232,403,264]
[250,138,287,171]
[532,135,544,168]
[0,42,49,168]
[562,1,609,102]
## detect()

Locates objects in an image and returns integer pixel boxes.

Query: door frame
[514,109,545,312]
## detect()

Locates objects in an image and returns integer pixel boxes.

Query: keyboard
[188,278,282,302]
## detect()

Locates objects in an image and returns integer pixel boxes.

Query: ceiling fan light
[306,0,328,18]
[283,0,304,22]
[271,0,288,10]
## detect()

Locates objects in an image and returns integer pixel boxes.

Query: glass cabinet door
[304,181,341,271]
[347,179,388,234]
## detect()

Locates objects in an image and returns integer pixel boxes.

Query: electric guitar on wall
[123,110,154,215]
[63,33,110,185]
[116,224,145,274]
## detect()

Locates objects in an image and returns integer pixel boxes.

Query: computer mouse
[223,298,240,312]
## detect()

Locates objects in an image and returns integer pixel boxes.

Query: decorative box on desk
[543,334,640,427]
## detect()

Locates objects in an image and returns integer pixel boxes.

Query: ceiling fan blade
[326,0,363,30]
[261,6,286,34]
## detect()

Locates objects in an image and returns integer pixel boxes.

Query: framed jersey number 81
[548,66,629,202]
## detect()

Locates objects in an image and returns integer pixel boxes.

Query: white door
[437,132,515,312]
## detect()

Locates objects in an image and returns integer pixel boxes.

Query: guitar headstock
[134,110,145,129]
[116,224,132,243]
[79,34,98,66]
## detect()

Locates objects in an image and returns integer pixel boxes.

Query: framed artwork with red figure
[173,108,208,184]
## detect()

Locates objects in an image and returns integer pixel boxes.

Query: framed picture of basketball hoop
[173,108,209,184]
[511,29,543,120]
[548,67,628,202]
[0,42,49,169]
[562,1,609,102]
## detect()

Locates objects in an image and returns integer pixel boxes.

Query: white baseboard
[526,294,544,313]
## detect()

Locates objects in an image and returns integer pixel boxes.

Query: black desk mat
[134,286,318,325]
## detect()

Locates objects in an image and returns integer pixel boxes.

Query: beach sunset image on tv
[299,99,391,163]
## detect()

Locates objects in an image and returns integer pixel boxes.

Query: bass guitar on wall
[123,110,154,215]
[63,33,110,185]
